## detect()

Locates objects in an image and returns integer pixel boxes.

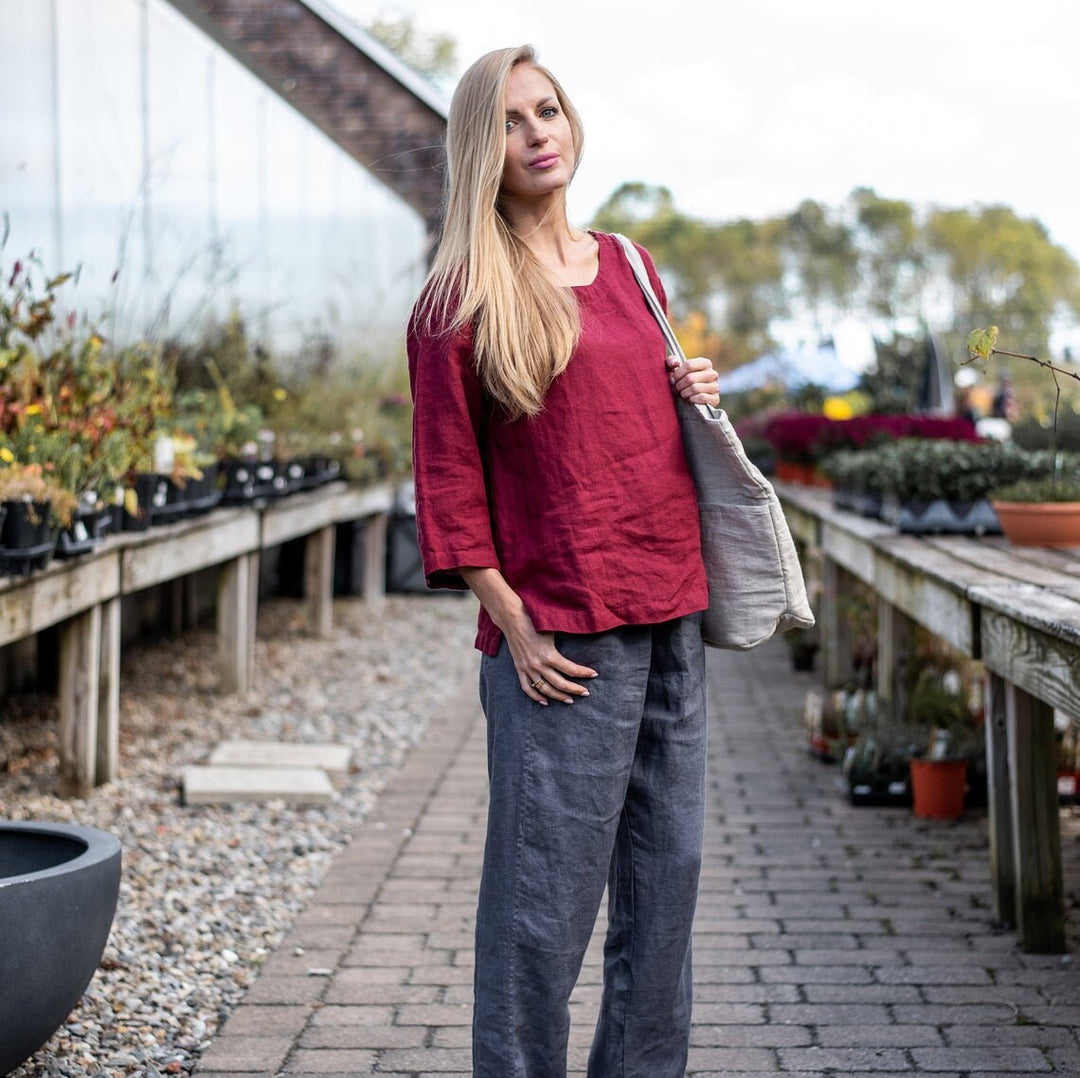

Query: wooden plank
[821,523,878,587]
[245,551,259,691]
[96,597,121,786]
[335,481,394,520]
[58,605,102,799]
[0,552,121,648]
[822,559,857,689]
[777,497,820,548]
[883,535,1004,592]
[876,600,916,722]
[217,554,256,694]
[363,512,388,604]
[262,486,347,548]
[980,608,1080,719]
[123,513,259,592]
[973,585,1080,648]
[870,549,976,655]
[1005,682,1065,953]
[926,535,1080,594]
[305,525,335,638]
[984,672,1016,928]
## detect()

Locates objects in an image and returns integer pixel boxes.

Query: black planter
[0,821,122,1076]
[221,458,287,505]
[293,456,343,492]
[183,463,222,517]
[0,500,57,576]
[122,473,168,532]
[55,509,112,560]
[881,497,1002,536]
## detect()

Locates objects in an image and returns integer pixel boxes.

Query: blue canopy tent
[719,343,861,394]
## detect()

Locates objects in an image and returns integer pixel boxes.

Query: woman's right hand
[460,567,597,704]
[503,620,597,705]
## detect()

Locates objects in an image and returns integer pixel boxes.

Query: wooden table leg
[363,513,388,604]
[822,559,856,690]
[95,597,122,786]
[984,672,1016,928]
[58,605,102,798]
[877,599,915,723]
[1004,679,1065,952]
[218,552,259,694]
[305,524,335,638]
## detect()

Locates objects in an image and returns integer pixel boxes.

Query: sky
[333,0,1080,269]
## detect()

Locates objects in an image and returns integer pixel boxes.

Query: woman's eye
[541,106,559,119]
[505,119,516,133]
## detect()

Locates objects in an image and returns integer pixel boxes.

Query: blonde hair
[421,46,585,418]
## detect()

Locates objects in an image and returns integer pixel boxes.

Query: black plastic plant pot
[0,501,57,576]
[0,500,53,551]
[122,473,167,532]
[55,509,109,560]
[184,464,222,517]
[221,459,285,505]
[0,821,122,1076]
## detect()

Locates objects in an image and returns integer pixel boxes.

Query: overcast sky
[333,0,1080,273]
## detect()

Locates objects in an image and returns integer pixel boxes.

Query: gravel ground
[0,592,479,1078]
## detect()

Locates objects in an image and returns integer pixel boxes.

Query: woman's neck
[501,197,595,285]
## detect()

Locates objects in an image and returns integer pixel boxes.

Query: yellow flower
[0,447,14,463]
[273,387,287,403]
[25,403,41,415]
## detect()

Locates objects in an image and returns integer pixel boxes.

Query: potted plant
[990,475,1080,548]
[823,439,1037,534]
[0,459,77,574]
[904,650,985,819]
[842,714,922,806]
[760,411,832,483]
[968,326,1080,548]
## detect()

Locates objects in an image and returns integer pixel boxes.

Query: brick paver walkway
[195,638,1080,1077]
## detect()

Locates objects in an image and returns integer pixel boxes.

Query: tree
[590,184,1080,384]
[850,187,924,321]
[365,14,456,81]
[926,205,1080,358]
[591,183,786,366]
[779,199,859,333]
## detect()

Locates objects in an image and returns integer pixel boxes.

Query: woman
[408,45,720,1078]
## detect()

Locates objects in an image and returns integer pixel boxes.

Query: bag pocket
[698,501,789,650]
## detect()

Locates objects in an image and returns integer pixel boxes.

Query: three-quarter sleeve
[407,309,501,591]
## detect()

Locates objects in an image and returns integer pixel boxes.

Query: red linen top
[407,231,708,655]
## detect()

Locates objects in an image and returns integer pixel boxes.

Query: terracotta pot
[910,757,967,820]
[775,460,816,484]
[991,500,1080,549]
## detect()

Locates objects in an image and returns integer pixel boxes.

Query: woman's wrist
[459,567,527,633]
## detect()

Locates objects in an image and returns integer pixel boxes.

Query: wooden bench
[0,481,392,799]
[778,483,1080,953]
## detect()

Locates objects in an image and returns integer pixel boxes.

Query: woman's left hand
[667,355,720,408]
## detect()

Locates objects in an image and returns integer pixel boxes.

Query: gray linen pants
[473,615,707,1078]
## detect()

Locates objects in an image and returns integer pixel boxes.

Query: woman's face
[500,64,575,202]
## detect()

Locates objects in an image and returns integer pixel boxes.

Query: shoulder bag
[614,233,815,650]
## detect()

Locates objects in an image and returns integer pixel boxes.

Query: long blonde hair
[421,46,585,418]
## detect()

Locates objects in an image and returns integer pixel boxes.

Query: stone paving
[194,638,1080,1077]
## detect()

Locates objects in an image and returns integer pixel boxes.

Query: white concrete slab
[208,740,353,774]
[183,765,336,805]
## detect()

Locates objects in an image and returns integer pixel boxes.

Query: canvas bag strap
[613,233,686,364]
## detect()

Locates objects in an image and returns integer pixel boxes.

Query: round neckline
[569,230,602,290]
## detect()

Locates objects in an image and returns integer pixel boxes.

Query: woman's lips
[529,154,560,169]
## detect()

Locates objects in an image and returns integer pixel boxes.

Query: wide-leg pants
[473,615,707,1078]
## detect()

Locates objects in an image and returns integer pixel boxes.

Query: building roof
[164,0,449,235]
